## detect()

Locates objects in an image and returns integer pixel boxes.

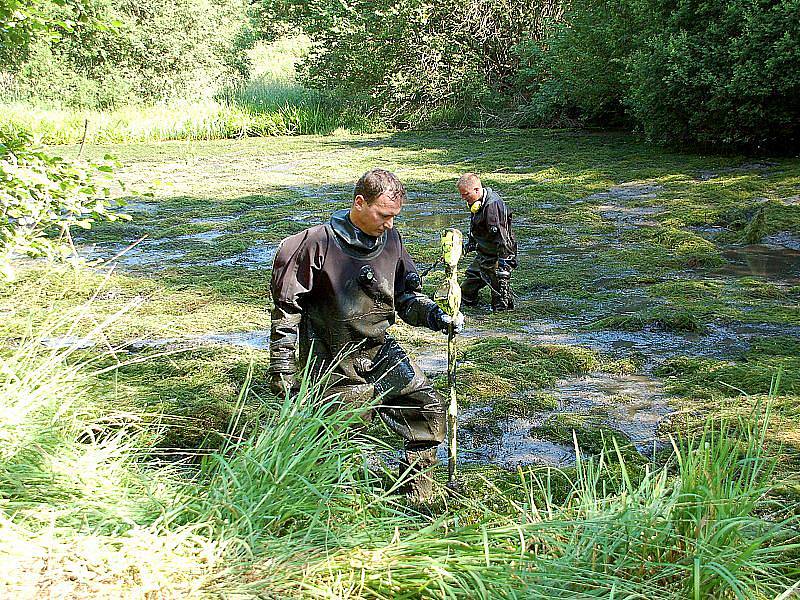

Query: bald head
[457,172,483,206]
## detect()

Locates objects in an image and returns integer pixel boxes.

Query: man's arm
[269,229,325,395]
[395,241,463,333]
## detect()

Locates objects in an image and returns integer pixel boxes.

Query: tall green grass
[0,36,378,144]
[1,294,797,597]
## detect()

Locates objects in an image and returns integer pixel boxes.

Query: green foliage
[255,0,560,125]
[521,0,800,149]
[623,0,800,149]
[0,0,110,69]
[515,0,629,127]
[5,0,250,108]
[0,128,126,280]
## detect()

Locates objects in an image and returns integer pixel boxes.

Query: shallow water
[208,245,277,269]
[718,245,800,282]
[128,330,271,351]
[434,372,670,469]
[40,335,96,350]
[518,319,797,365]
[549,373,671,451]
[437,406,577,468]
[584,182,664,202]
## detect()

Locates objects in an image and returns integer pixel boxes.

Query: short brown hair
[354,169,406,205]
[457,173,481,189]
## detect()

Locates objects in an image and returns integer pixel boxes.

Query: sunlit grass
[2,291,797,597]
[0,36,378,144]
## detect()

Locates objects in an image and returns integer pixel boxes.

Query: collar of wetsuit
[330,208,386,252]
[471,188,490,214]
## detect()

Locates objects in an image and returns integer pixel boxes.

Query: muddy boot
[491,268,514,312]
[399,445,438,502]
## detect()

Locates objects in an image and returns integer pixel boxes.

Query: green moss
[458,338,599,402]
[529,414,645,463]
[654,353,800,399]
[735,277,785,300]
[461,412,503,440]
[742,206,768,244]
[493,391,559,418]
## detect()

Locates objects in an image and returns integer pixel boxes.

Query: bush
[5,0,251,108]
[254,0,560,126]
[0,128,126,280]
[521,0,800,150]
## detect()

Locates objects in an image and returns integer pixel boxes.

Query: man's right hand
[270,372,297,397]
[463,237,477,254]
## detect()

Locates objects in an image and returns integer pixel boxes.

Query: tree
[0,128,128,280]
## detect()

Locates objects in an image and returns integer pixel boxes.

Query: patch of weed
[589,307,705,333]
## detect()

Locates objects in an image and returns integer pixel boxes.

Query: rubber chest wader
[270,209,446,499]
[461,188,517,311]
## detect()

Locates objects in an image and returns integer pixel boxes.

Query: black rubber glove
[463,237,477,254]
[427,307,465,334]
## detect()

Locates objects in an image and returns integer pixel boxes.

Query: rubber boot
[399,445,438,502]
[491,269,514,312]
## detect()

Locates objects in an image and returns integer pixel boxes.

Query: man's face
[351,193,402,236]
[459,184,482,207]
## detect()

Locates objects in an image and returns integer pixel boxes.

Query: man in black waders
[269,169,464,501]
[457,173,517,312]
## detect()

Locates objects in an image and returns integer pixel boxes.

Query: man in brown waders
[457,173,517,312]
[269,169,464,501]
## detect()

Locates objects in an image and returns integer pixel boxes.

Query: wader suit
[462,187,517,311]
[269,209,447,498]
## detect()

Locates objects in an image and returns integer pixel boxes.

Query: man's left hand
[430,307,465,334]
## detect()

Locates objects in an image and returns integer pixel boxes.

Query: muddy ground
[4,130,799,483]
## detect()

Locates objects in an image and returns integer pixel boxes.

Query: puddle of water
[411,348,448,376]
[518,319,799,365]
[40,335,95,350]
[189,215,238,225]
[718,245,800,282]
[128,330,270,351]
[435,406,576,469]
[197,331,270,349]
[288,211,325,226]
[111,200,158,215]
[290,186,350,202]
[598,204,663,226]
[687,225,728,240]
[208,245,277,269]
[586,183,664,202]
[431,371,671,469]
[80,243,187,269]
[549,373,671,451]
[779,195,800,206]
[176,230,225,243]
[762,232,800,252]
